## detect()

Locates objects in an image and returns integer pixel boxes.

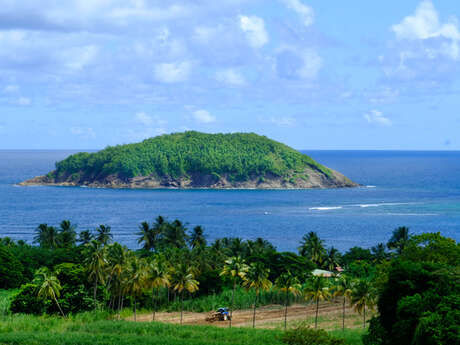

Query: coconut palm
[34,224,58,249]
[169,263,199,325]
[275,272,301,330]
[351,279,377,328]
[243,262,272,328]
[33,267,65,317]
[137,221,156,251]
[189,225,207,249]
[298,232,326,266]
[387,226,410,255]
[162,220,188,249]
[123,255,146,322]
[78,230,93,245]
[303,276,331,328]
[58,220,77,248]
[95,224,113,246]
[106,243,128,317]
[324,247,341,271]
[334,275,354,330]
[146,255,170,321]
[220,256,249,327]
[371,243,387,262]
[84,240,107,308]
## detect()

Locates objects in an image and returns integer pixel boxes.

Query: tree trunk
[117,293,122,320]
[342,297,346,331]
[230,279,236,328]
[315,298,319,329]
[54,296,66,317]
[363,304,366,328]
[252,292,258,328]
[284,290,288,330]
[93,276,98,309]
[152,287,156,321]
[133,297,137,322]
[180,291,184,325]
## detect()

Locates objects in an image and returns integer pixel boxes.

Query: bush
[281,325,346,345]
[9,284,47,315]
[0,245,23,288]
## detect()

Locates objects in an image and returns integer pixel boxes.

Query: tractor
[205,308,231,322]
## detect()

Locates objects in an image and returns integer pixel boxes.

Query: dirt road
[130,300,367,330]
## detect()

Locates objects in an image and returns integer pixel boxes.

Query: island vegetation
[20,132,357,189]
[0,219,458,345]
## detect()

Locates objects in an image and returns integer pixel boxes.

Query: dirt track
[129,300,367,330]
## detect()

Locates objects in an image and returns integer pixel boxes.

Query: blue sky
[0,0,459,150]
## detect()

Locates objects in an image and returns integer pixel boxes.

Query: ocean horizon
[1,149,459,252]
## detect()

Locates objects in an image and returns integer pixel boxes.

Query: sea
[0,150,459,252]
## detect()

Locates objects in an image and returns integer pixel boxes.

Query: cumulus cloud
[260,116,296,126]
[364,110,391,126]
[135,112,153,126]
[239,15,269,48]
[392,0,460,60]
[154,61,192,83]
[3,85,18,93]
[215,69,246,86]
[275,47,322,80]
[17,97,31,106]
[281,0,314,27]
[193,109,216,123]
[70,127,96,138]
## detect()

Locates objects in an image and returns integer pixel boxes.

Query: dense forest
[53,132,331,180]
[1,219,458,345]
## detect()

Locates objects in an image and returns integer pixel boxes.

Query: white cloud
[270,116,296,126]
[193,109,216,123]
[364,110,391,126]
[61,45,99,71]
[3,85,19,93]
[154,61,192,83]
[275,47,322,80]
[239,15,269,48]
[215,69,246,86]
[135,112,153,126]
[17,97,31,106]
[392,0,460,59]
[70,127,96,138]
[281,0,314,27]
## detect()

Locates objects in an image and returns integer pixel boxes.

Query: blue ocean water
[0,150,459,252]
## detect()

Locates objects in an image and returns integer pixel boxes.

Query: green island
[19,131,357,189]
[1,220,458,345]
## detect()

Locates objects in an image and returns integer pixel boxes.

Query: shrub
[0,245,23,288]
[9,284,47,315]
[281,325,346,345]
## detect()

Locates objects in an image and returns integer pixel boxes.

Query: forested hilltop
[20,131,357,189]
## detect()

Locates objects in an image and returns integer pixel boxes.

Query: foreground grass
[0,313,365,345]
[0,291,15,317]
[0,314,284,345]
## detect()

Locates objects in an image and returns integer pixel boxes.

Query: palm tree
[146,255,170,321]
[351,279,376,328]
[334,275,354,331]
[162,220,188,249]
[78,230,93,245]
[275,272,301,330]
[33,267,65,317]
[324,247,341,271]
[298,232,326,266]
[124,255,146,322]
[220,256,249,327]
[58,220,77,248]
[84,240,107,308]
[95,224,113,246]
[137,221,155,251]
[169,263,199,325]
[34,224,58,249]
[371,243,387,262]
[189,226,207,249]
[387,226,410,255]
[303,276,331,328]
[243,262,272,328]
[106,243,128,317]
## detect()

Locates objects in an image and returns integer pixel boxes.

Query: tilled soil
[130,300,366,330]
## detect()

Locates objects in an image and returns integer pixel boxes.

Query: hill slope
[20,132,357,189]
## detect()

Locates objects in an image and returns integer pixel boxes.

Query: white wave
[354,202,416,208]
[358,204,380,208]
[366,185,376,188]
[309,206,343,211]
[385,213,438,216]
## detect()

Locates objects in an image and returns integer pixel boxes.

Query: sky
[0,0,459,150]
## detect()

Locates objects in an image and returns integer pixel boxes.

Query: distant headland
[20,131,358,189]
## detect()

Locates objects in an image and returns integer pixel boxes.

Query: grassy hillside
[50,131,332,182]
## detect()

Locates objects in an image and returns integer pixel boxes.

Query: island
[20,131,358,189]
